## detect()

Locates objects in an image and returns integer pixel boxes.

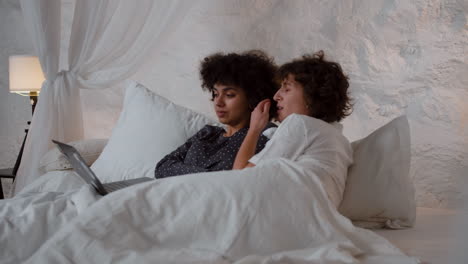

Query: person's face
[273,74,310,122]
[212,83,250,128]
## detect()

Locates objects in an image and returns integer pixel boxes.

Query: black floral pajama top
[154,123,276,179]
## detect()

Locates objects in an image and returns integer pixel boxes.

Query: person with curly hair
[233,50,353,207]
[154,50,278,178]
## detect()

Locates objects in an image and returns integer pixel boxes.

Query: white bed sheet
[374,207,463,264]
[7,168,458,264]
[2,159,420,264]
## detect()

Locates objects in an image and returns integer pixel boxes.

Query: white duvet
[1,159,419,264]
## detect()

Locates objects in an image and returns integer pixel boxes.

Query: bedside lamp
[9,55,45,114]
[1,56,45,198]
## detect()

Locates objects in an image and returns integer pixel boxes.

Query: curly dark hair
[200,50,278,118]
[277,50,352,122]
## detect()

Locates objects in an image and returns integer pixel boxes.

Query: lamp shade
[9,55,45,93]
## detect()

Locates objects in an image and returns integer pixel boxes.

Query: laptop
[52,140,153,196]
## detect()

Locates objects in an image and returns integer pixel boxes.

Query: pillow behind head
[91,80,216,183]
[339,115,416,229]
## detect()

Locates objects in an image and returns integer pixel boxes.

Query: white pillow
[39,139,108,173]
[91,80,215,183]
[339,115,416,229]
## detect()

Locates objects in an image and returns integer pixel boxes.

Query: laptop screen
[52,140,108,195]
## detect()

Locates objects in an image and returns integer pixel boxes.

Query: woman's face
[212,83,251,128]
[273,74,310,122]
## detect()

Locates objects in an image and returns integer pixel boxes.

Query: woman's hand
[233,99,270,170]
[249,99,270,135]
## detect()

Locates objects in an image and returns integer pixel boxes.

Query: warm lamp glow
[9,55,45,94]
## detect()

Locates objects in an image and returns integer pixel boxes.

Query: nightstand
[0,168,15,199]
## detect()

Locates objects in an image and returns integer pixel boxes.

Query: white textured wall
[0,0,73,170]
[132,0,468,209]
[1,0,466,208]
[0,0,35,170]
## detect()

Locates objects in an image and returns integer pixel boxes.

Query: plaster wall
[0,0,35,171]
[1,0,466,208]
[131,0,468,209]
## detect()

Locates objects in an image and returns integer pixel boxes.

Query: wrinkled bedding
[1,159,419,264]
[0,171,91,263]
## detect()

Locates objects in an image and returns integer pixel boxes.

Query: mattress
[374,207,466,264]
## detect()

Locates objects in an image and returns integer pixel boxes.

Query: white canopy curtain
[14,0,192,194]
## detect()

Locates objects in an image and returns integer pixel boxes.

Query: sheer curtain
[14,0,192,194]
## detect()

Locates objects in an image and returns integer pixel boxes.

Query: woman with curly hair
[233,51,353,207]
[154,50,278,178]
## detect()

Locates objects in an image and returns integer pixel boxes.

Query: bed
[0,80,453,264]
